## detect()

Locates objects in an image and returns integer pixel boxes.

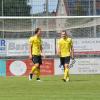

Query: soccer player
[57,31,74,82]
[28,28,43,81]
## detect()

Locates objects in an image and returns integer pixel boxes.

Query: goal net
[0,16,100,38]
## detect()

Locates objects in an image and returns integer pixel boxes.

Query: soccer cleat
[28,75,32,80]
[28,74,33,80]
[36,78,41,81]
[62,79,67,82]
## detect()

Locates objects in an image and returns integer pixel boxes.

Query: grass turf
[0,75,100,100]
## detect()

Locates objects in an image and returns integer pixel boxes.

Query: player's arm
[71,45,74,59]
[56,40,61,56]
[29,37,33,59]
[70,40,74,59]
[29,43,33,59]
[40,41,45,58]
[57,46,61,56]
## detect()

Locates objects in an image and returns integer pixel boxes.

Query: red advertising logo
[6,59,54,76]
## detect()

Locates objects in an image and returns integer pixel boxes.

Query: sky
[27,0,58,14]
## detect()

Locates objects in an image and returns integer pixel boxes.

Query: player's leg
[36,67,40,81]
[35,55,42,81]
[29,63,39,80]
[63,56,70,82]
[29,55,39,80]
[64,64,69,81]
[60,57,66,81]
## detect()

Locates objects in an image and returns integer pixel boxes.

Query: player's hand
[72,57,74,60]
[41,52,46,58]
[71,57,76,64]
[71,55,74,60]
[29,55,32,60]
[56,51,60,56]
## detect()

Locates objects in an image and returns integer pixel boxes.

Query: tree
[3,0,31,16]
[0,0,2,16]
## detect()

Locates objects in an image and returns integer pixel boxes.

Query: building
[57,0,100,16]
[56,0,100,37]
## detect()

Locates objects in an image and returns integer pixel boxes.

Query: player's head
[35,28,41,36]
[61,31,68,39]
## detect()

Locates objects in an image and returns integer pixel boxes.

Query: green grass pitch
[0,75,100,100]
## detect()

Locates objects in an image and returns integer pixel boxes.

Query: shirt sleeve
[29,37,34,45]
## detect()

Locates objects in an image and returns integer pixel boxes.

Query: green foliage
[0,0,2,16]
[1,0,31,16]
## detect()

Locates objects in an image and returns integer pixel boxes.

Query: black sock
[30,74,33,79]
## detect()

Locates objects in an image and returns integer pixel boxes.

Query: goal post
[0,16,100,38]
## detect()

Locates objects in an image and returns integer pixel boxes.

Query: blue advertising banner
[0,60,6,76]
[0,39,7,56]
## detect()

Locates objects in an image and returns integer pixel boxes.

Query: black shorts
[60,56,70,66]
[32,55,42,65]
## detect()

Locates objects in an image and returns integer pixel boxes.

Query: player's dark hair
[62,30,66,34]
[35,28,41,34]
